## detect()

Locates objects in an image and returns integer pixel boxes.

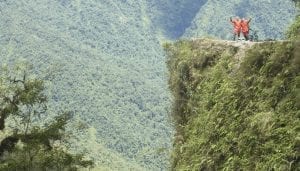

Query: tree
[0,64,93,171]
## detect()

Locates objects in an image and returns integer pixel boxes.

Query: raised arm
[248,18,252,23]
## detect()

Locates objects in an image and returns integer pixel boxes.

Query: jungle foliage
[287,0,300,40]
[0,1,172,170]
[0,64,93,171]
[165,39,300,170]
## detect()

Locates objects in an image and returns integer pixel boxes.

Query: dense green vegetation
[0,1,172,170]
[147,0,208,39]
[287,1,300,40]
[165,38,299,170]
[165,1,299,170]
[0,64,93,170]
[0,0,296,170]
[287,15,300,40]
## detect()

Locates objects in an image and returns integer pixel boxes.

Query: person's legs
[243,31,249,40]
[233,32,237,41]
[233,31,241,41]
[237,31,241,40]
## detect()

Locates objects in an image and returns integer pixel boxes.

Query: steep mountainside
[165,39,300,170]
[146,0,208,39]
[0,1,172,170]
[0,0,297,170]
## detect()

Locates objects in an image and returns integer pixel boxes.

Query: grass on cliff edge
[165,39,300,170]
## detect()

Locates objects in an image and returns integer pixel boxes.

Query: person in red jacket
[241,18,252,40]
[230,16,242,41]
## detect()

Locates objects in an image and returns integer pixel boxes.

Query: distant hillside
[146,0,208,39]
[0,1,172,170]
[183,0,296,40]
[165,39,300,170]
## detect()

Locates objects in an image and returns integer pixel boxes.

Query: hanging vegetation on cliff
[165,39,300,170]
